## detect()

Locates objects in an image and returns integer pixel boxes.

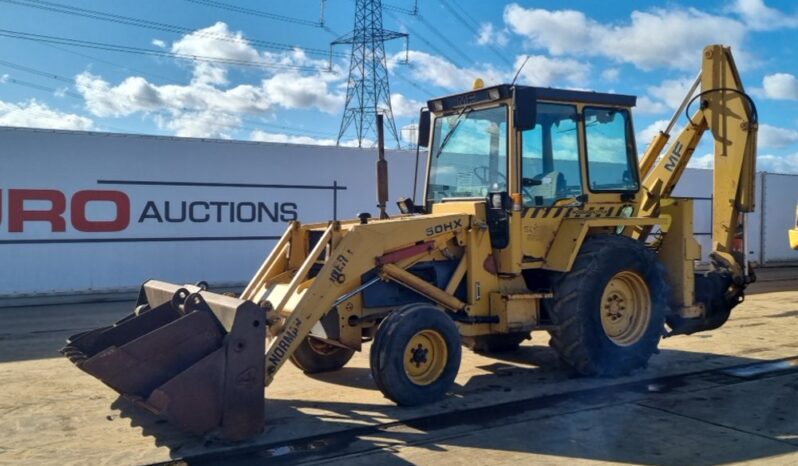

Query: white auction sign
[0,127,425,299]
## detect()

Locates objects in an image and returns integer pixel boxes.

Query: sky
[0,0,797,173]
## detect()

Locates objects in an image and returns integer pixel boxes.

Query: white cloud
[601,68,620,81]
[503,4,747,70]
[389,50,488,90]
[249,130,366,147]
[758,124,798,149]
[152,39,166,49]
[155,110,241,139]
[730,0,798,30]
[636,96,669,115]
[262,72,343,113]
[76,74,165,117]
[689,153,715,169]
[513,54,590,87]
[171,22,261,63]
[757,153,798,173]
[0,99,93,130]
[73,22,347,139]
[390,93,424,118]
[637,119,671,145]
[477,23,509,47]
[250,130,336,145]
[762,73,798,100]
[647,76,695,109]
[391,50,588,91]
[400,123,419,144]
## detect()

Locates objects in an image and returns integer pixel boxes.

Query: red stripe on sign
[376,241,434,265]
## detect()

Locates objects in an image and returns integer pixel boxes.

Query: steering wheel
[473,166,506,187]
[474,166,543,203]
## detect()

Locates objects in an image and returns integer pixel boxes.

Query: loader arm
[636,45,757,282]
[254,214,471,386]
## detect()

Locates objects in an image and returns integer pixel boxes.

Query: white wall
[757,173,798,264]
[0,127,425,297]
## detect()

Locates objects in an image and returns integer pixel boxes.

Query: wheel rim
[403,329,448,386]
[599,270,652,347]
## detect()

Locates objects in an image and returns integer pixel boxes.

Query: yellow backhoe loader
[63,44,757,440]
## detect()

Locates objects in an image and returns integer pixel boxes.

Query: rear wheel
[370,304,461,406]
[289,336,355,373]
[548,234,668,377]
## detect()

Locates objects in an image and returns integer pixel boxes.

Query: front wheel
[548,234,669,377]
[370,304,461,406]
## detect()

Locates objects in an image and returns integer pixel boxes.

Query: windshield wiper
[434,107,472,158]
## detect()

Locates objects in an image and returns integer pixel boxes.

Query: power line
[40,42,182,83]
[1,0,346,59]
[438,0,512,67]
[383,1,417,15]
[2,75,80,99]
[383,9,465,69]
[0,58,73,83]
[414,14,475,67]
[0,28,332,72]
[184,0,322,27]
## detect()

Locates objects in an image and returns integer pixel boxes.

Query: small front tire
[370,304,461,406]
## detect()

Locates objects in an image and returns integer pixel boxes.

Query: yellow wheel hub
[599,270,651,347]
[404,329,448,386]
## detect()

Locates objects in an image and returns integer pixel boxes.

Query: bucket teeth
[62,280,266,440]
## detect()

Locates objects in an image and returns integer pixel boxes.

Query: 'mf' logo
[1,189,130,233]
[664,141,684,172]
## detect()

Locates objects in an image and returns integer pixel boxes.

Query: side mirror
[514,87,536,131]
[417,109,431,147]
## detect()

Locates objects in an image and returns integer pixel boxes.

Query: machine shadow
[110,347,797,465]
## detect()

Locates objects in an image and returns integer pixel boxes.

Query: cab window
[584,107,639,192]
[427,106,507,203]
[521,103,582,206]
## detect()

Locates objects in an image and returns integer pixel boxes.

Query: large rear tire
[370,304,461,406]
[548,234,668,377]
[289,336,355,373]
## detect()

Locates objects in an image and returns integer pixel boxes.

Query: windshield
[427,105,507,203]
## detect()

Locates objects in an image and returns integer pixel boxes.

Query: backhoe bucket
[61,280,266,440]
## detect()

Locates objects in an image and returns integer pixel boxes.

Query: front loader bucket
[61,280,266,440]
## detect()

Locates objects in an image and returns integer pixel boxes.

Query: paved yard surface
[0,272,796,465]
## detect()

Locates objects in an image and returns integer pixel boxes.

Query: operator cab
[419,84,640,210]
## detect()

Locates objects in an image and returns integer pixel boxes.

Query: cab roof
[428,84,637,113]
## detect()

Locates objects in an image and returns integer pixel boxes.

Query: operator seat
[526,170,566,205]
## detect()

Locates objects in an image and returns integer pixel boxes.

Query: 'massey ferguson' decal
[425,219,463,236]
[0,188,297,233]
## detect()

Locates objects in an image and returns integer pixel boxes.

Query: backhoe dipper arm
[637,44,757,281]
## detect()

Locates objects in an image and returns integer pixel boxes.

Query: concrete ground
[0,268,796,465]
